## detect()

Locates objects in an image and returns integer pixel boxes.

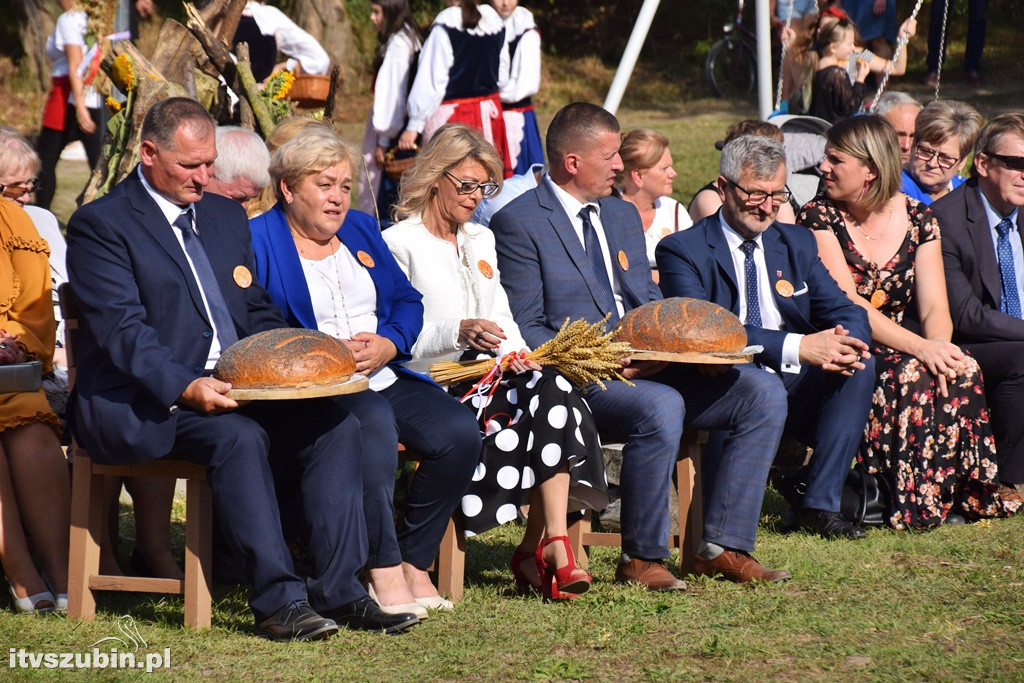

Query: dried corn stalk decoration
[429,315,634,390]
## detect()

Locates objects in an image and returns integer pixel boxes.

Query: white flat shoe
[367,584,429,620]
[7,585,56,615]
[414,595,454,611]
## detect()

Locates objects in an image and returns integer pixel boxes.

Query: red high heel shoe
[510,545,541,594]
[535,536,591,600]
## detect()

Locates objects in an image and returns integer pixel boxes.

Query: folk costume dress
[0,202,60,437]
[383,216,609,536]
[359,27,421,219]
[498,5,544,176]
[797,196,1020,528]
[405,4,514,178]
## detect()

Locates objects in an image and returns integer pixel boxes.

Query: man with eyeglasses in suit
[931,113,1024,502]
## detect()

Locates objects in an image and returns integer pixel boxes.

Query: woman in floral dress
[797,115,1021,528]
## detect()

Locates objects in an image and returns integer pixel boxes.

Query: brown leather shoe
[614,556,687,591]
[694,550,792,584]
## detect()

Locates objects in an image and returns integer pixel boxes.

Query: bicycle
[704,0,759,99]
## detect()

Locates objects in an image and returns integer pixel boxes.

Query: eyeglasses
[983,150,1024,171]
[729,180,791,206]
[444,170,499,198]
[913,143,959,170]
[0,177,40,200]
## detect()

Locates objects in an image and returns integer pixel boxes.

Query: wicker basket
[288,74,331,108]
[382,145,418,180]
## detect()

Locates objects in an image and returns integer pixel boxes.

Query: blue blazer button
[203,331,212,339]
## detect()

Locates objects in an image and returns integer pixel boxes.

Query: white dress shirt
[138,168,223,369]
[245,1,330,75]
[544,175,626,317]
[979,187,1024,311]
[719,212,802,373]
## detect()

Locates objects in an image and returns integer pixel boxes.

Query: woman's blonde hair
[268,127,357,204]
[826,115,902,212]
[615,129,669,186]
[0,126,41,180]
[247,117,337,216]
[393,123,503,222]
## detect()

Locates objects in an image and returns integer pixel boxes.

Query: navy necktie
[739,240,762,327]
[578,206,619,324]
[996,218,1022,318]
[173,209,239,349]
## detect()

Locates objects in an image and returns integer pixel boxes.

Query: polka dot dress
[452,369,609,536]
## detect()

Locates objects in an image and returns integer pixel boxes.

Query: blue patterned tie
[740,240,762,327]
[579,206,619,324]
[996,218,1022,318]
[173,209,239,348]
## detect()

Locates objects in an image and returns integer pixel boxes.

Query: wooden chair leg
[67,454,102,621]
[183,478,213,629]
[567,512,589,570]
[435,517,465,603]
[677,444,703,576]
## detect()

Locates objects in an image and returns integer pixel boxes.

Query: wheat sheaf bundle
[429,315,633,390]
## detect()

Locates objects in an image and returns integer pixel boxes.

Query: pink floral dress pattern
[798,195,1020,528]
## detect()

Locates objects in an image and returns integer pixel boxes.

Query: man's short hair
[214,126,271,187]
[545,102,619,162]
[720,135,786,183]
[973,113,1024,177]
[140,97,215,149]
[874,91,922,117]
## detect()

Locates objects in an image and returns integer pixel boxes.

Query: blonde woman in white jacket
[383,124,608,601]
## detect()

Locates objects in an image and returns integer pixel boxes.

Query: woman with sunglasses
[383,124,607,601]
[901,100,983,206]
[797,115,1021,529]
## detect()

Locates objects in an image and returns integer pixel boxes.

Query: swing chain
[935,0,951,101]
[868,0,925,113]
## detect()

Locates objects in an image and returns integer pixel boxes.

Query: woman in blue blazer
[250,127,481,614]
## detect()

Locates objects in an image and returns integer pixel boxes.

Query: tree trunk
[287,0,361,93]
[18,0,58,90]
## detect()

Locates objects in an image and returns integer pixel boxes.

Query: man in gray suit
[490,103,792,588]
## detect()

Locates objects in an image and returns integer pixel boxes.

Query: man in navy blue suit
[657,134,875,540]
[492,103,792,587]
[66,98,417,639]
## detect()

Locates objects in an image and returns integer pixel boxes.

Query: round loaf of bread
[613,297,747,353]
[213,328,356,389]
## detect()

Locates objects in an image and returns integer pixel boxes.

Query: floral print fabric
[798,196,1020,528]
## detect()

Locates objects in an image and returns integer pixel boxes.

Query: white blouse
[643,196,693,268]
[382,215,528,374]
[46,10,101,108]
[405,5,509,134]
[499,7,541,105]
[300,248,397,391]
[244,1,330,75]
[371,29,419,148]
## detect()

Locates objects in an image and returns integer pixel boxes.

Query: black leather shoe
[801,509,867,540]
[324,596,419,634]
[257,601,338,642]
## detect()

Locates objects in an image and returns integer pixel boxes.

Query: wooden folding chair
[60,283,214,628]
[568,430,706,576]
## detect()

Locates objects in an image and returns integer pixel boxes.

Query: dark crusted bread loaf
[213,328,356,389]
[613,297,747,353]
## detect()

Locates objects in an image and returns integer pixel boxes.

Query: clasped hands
[0,331,25,365]
[800,324,870,376]
[459,319,539,373]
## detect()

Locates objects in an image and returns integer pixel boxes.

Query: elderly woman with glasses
[797,115,1021,529]
[383,123,608,601]
[0,154,69,614]
[248,126,484,618]
[901,100,984,206]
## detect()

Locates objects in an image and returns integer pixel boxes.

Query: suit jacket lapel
[339,219,390,327]
[707,215,739,310]
[536,181,609,311]
[125,172,211,326]
[965,184,1003,306]
[761,225,806,326]
[262,205,316,328]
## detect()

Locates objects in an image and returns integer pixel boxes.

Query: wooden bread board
[225,374,368,400]
[627,346,760,365]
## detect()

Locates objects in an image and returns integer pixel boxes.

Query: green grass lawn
[2,492,1022,681]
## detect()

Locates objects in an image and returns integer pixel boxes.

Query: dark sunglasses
[983,151,1024,171]
[0,176,40,199]
[444,170,499,198]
